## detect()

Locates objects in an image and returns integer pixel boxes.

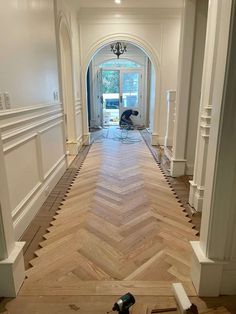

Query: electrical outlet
[4,92,11,109]
[0,93,5,110]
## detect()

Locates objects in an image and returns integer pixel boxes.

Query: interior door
[120,69,143,125]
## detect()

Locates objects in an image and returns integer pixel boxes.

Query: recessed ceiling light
[115,0,121,4]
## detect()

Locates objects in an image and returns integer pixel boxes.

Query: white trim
[13,157,66,239]
[0,102,61,118]
[0,108,62,131]
[12,182,42,220]
[43,155,65,181]
[191,241,225,296]
[38,120,63,135]
[81,33,161,140]
[170,158,186,177]
[3,133,37,153]
[0,241,25,297]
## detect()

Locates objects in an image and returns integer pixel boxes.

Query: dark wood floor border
[140,129,201,233]
[21,144,92,269]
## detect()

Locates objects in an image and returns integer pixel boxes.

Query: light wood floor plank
[21,129,197,296]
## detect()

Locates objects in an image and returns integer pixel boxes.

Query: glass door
[120,70,142,125]
[101,70,120,126]
[99,68,144,127]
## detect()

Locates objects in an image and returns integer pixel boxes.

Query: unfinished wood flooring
[20,129,198,297]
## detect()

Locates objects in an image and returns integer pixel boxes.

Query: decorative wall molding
[0,103,67,239]
[75,98,82,114]
[200,106,212,137]
[189,106,212,211]
[189,180,204,211]
[14,159,66,239]
[0,107,62,133]
[165,90,176,148]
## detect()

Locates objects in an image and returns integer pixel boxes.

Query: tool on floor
[107,293,136,314]
[172,283,198,314]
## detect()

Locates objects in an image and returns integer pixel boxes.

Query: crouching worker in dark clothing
[119,110,139,128]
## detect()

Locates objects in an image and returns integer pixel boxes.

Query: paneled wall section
[0,104,67,239]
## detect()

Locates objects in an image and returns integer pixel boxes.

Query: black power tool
[108,293,136,314]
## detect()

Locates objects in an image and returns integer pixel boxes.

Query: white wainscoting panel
[4,135,40,214]
[39,122,65,179]
[0,103,67,239]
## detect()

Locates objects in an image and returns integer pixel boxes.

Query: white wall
[0,0,59,108]
[185,0,208,175]
[78,8,181,143]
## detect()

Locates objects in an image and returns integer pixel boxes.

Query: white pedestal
[83,133,91,146]
[0,241,25,297]
[190,241,224,297]
[151,133,159,146]
[170,158,186,177]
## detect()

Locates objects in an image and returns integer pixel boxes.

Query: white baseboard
[14,157,67,239]
[0,241,25,297]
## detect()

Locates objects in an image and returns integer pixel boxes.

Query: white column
[165,90,176,148]
[0,130,25,297]
[189,0,219,212]
[191,0,235,296]
[171,0,196,177]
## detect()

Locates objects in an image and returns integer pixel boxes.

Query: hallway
[19,129,197,297]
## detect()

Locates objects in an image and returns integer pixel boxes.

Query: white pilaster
[165,90,176,147]
[189,0,219,212]
[190,0,235,296]
[0,130,25,297]
[170,0,196,177]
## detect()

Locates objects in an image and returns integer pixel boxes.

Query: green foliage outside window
[102,70,119,94]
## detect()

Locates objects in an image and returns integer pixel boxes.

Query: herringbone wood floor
[20,130,198,296]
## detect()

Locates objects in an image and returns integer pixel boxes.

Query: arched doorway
[87,44,149,129]
[58,16,77,159]
[81,35,161,145]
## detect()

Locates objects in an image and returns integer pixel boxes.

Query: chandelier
[110,42,127,59]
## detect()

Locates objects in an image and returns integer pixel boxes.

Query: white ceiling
[72,0,184,9]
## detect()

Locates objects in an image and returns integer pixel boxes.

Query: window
[99,59,141,68]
